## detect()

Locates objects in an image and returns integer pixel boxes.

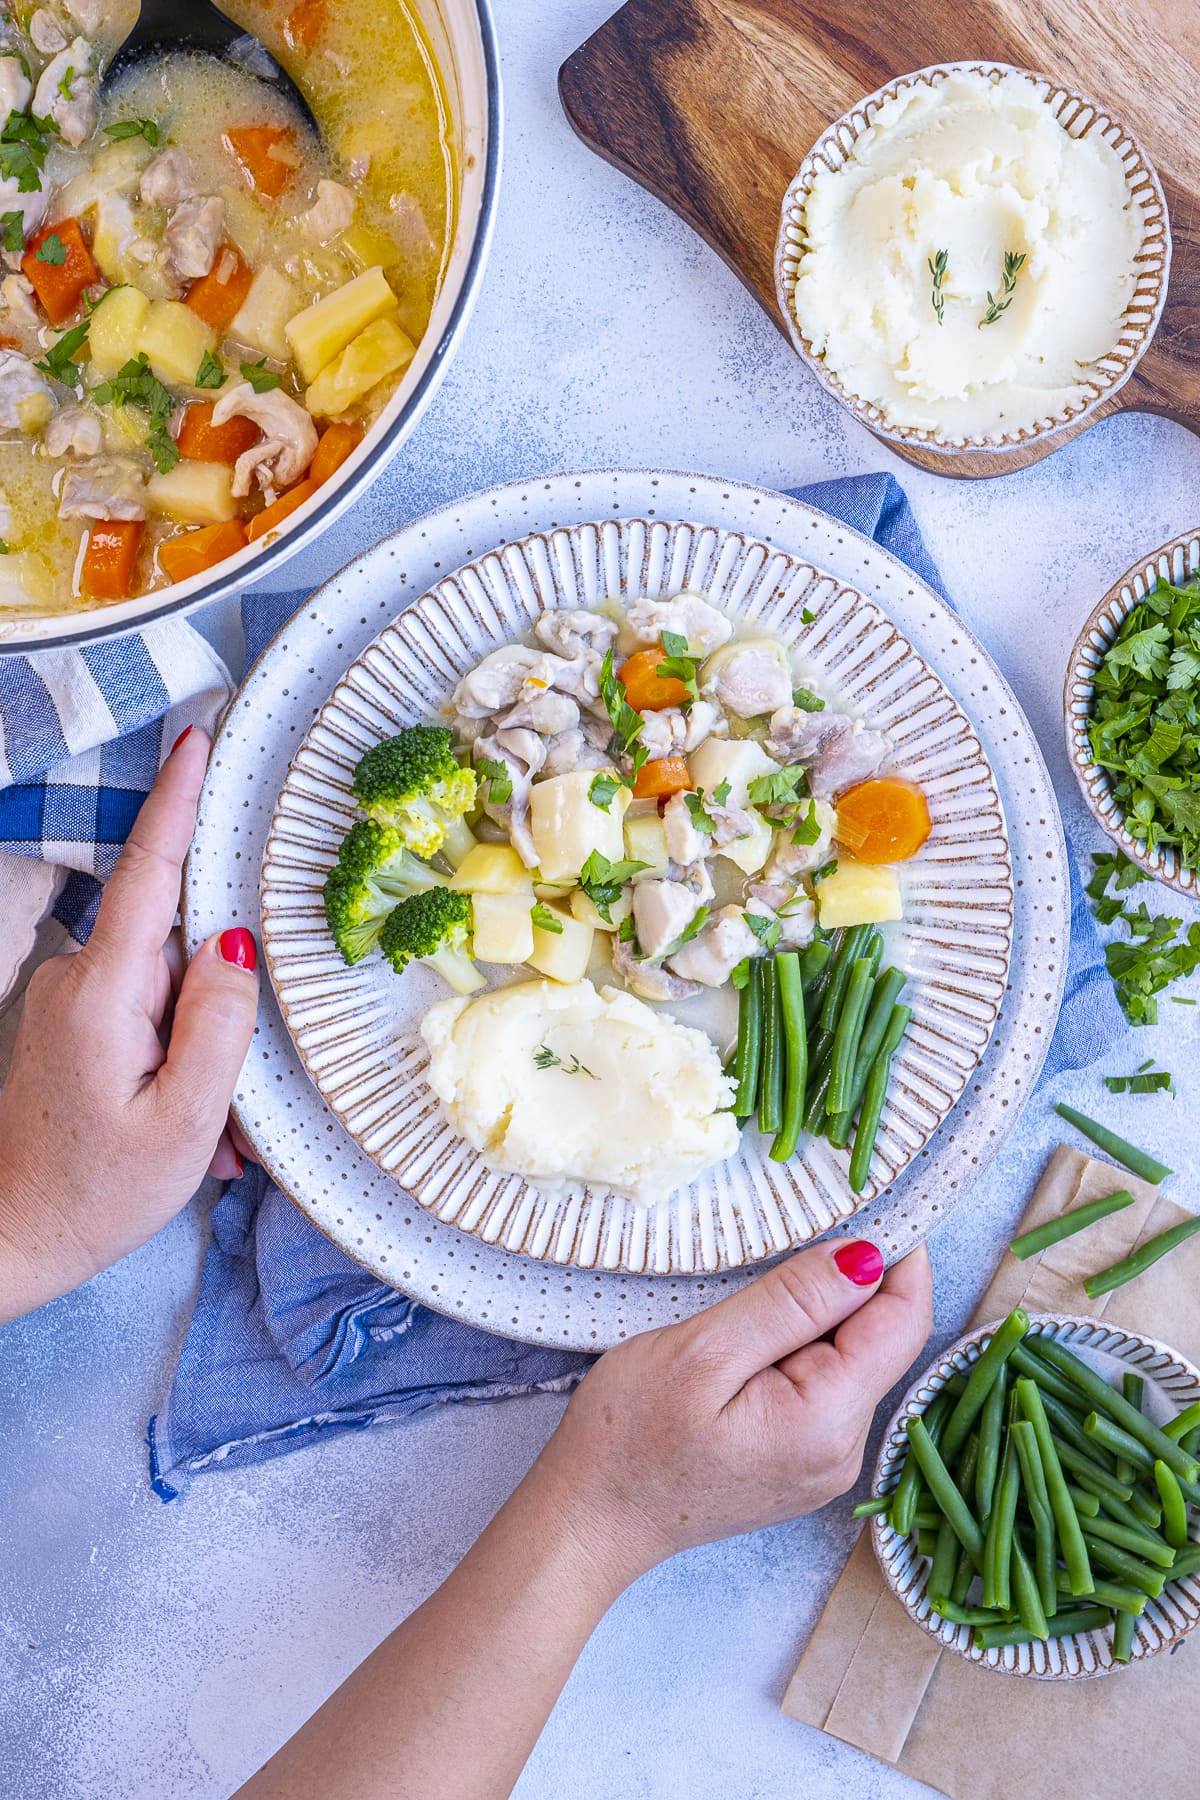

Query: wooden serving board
[559,0,1200,479]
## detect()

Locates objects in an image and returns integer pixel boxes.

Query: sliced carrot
[246,477,318,542]
[309,420,364,487]
[185,241,254,331]
[285,0,327,51]
[619,647,692,712]
[22,218,97,326]
[835,777,932,863]
[224,125,300,199]
[80,519,144,601]
[175,400,262,464]
[159,519,249,585]
[632,757,692,801]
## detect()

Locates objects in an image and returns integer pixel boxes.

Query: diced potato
[17,390,53,433]
[716,811,773,877]
[622,810,670,879]
[55,138,153,219]
[528,909,594,984]
[284,266,399,384]
[101,405,148,452]
[471,892,535,965]
[230,265,299,362]
[341,224,401,272]
[530,771,630,886]
[304,316,414,419]
[815,859,903,929]
[90,193,137,283]
[138,300,215,388]
[687,737,777,805]
[451,843,534,896]
[571,886,632,932]
[146,460,237,525]
[89,285,150,379]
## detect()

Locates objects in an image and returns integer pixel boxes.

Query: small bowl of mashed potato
[775,64,1169,453]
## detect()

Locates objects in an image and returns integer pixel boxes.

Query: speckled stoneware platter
[182,468,1068,1350]
[872,1314,1200,1678]
[260,518,1013,1275]
[1066,526,1200,895]
[774,62,1169,460]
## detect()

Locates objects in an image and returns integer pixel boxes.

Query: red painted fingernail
[234,1152,244,1178]
[834,1241,884,1285]
[170,724,193,754]
[219,927,256,972]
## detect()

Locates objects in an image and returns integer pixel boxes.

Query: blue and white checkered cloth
[0,474,1125,1497]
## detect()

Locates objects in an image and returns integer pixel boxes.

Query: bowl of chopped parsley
[1067,532,1200,895]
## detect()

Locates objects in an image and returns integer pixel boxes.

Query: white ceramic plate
[181,468,1069,1348]
[260,518,1014,1275]
[871,1314,1200,1678]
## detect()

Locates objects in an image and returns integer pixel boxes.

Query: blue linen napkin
[0,474,1124,1497]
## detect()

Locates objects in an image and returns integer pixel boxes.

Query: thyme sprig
[928,248,948,326]
[979,251,1026,327]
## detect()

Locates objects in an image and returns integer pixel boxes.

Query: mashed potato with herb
[792,70,1142,439]
[421,978,739,1204]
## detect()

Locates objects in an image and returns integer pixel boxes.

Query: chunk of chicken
[497,691,579,737]
[0,52,32,114]
[0,273,38,328]
[493,725,546,780]
[140,148,197,209]
[704,642,792,718]
[29,10,68,55]
[0,177,47,248]
[764,705,833,765]
[707,793,759,850]
[299,179,356,241]
[473,731,538,868]
[610,932,700,1002]
[637,699,726,762]
[666,905,762,988]
[745,894,817,950]
[0,350,51,432]
[65,0,104,29]
[211,381,318,500]
[541,729,613,778]
[164,195,223,281]
[763,800,837,880]
[631,877,703,960]
[662,789,708,866]
[58,458,147,521]
[545,647,605,709]
[42,404,102,459]
[621,593,733,656]
[34,40,96,147]
[453,645,561,719]
[765,707,890,798]
[535,608,619,660]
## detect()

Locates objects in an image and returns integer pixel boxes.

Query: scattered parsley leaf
[1087,848,1200,1024]
[195,349,224,389]
[146,418,179,473]
[656,629,701,708]
[778,891,813,917]
[530,902,564,935]
[240,357,280,394]
[0,539,9,554]
[56,66,75,101]
[811,858,839,884]
[744,911,781,950]
[684,788,718,836]
[104,117,159,146]
[0,209,23,252]
[33,316,90,386]
[1103,1066,1175,1096]
[791,799,822,846]
[731,956,752,989]
[598,647,645,763]
[35,232,65,265]
[588,770,624,812]
[792,686,825,712]
[475,756,512,806]
[579,849,648,924]
[0,112,54,193]
[748,765,807,810]
[800,607,817,625]
[665,905,710,956]
[711,778,731,807]
[617,913,638,946]
[533,1044,597,1078]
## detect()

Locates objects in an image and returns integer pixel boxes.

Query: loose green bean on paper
[1008,1190,1135,1261]
[1084,1215,1200,1300]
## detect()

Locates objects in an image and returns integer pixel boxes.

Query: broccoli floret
[352,725,478,861]
[323,820,444,965]
[379,887,484,995]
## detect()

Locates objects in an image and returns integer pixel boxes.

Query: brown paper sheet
[782,1145,1200,1800]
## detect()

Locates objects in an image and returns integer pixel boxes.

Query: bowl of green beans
[863,1311,1200,1677]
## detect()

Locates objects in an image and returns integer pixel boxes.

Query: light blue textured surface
[3,3,1200,1794]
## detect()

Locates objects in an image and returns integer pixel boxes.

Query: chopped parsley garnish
[0,539,9,554]
[34,316,90,386]
[811,858,839,884]
[791,687,825,712]
[475,756,512,806]
[195,349,225,389]
[91,352,179,473]
[1087,849,1200,1024]
[731,956,753,989]
[777,891,812,917]
[656,630,701,709]
[1103,1060,1174,1096]
[533,1044,597,1078]
[0,112,54,193]
[530,902,564,935]
[744,911,781,950]
[748,765,807,809]
[579,849,648,924]
[664,904,710,957]
[588,770,624,811]
[598,646,646,775]
[617,913,639,947]
[0,210,23,252]
[801,607,817,625]
[35,232,64,265]
[240,357,280,394]
[684,788,718,836]
[711,778,731,806]
[791,799,822,846]
[56,66,75,101]
[104,118,160,146]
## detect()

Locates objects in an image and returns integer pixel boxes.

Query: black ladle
[104,0,319,136]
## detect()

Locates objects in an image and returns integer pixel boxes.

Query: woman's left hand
[0,728,260,1322]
